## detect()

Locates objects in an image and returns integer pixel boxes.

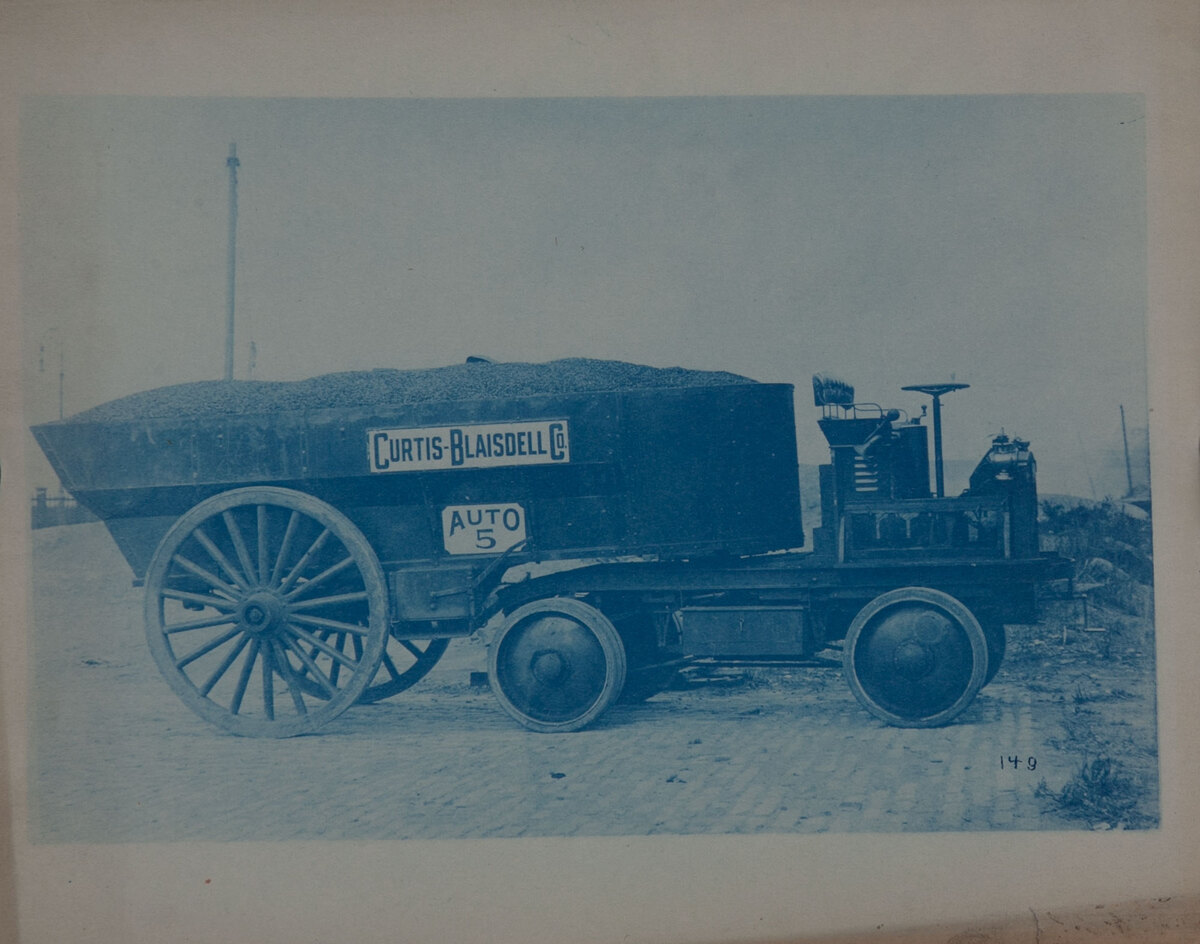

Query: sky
[20,95,1148,497]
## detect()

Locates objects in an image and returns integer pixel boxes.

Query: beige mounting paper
[1,2,1198,942]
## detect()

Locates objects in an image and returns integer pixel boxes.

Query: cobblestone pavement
[25,524,1158,842]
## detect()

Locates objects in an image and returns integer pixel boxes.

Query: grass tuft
[1035,756,1154,829]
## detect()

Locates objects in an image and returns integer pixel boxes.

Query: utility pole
[224,142,240,381]
[1120,404,1134,496]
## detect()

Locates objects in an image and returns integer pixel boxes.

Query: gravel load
[67,358,757,424]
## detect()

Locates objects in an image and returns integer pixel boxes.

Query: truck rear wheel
[489,598,627,732]
[619,664,679,703]
[143,487,389,737]
[981,621,1006,685]
[612,609,677,703]
[843,587,988,727]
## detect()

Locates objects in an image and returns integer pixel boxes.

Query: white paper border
[2,3,1197,942]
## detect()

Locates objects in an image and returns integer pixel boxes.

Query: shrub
[1040,500,1153,613]
[1035,756,1154,828]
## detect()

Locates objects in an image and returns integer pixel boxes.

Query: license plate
[441,503,527,555]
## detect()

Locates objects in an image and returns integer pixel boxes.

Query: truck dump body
[32,359,804,577]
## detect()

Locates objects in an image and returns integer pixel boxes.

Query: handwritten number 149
[1000,756,1037,770]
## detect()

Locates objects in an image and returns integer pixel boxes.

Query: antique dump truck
[32,358,1069,737]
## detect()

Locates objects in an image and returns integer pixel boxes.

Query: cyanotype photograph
[20,94,1157,844]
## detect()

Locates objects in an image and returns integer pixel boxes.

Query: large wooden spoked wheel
[359,636,450,703]
[144,487,389,737]
[843,587,988,728]
[488,598,627,732]
[290,631,449,704]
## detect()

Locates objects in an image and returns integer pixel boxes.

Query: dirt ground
[23,522,1159,842]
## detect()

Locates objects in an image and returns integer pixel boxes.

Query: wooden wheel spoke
[350,636,367,683]
[278,528,333,594]
[283,623,361,670]
[261,641,275,720]
[229,639,260,715]
[304,628,330,660]
[193,526,251,591]
[175,625,244,670]
[288,613,371,636]
[159,587,238,611]
[281,636,338,697]
[304,628,333,666]
[256,505,270,586]
[397,638,425,659]
[269,510,301,588]
[326,632,346,688]
[199,634,251,696]
[287,590,369,612]
[170,554,241,599]
[164,613,237,635]
[223,509,259,586]
[380,649,404,682]
[284,556,356,602]
[269,639,308,716]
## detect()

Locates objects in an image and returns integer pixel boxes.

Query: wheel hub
[238,591,286,635]
[530,649,569,685]
[892,640,934,680]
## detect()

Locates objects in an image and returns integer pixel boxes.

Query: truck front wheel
[843,587,988,727]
